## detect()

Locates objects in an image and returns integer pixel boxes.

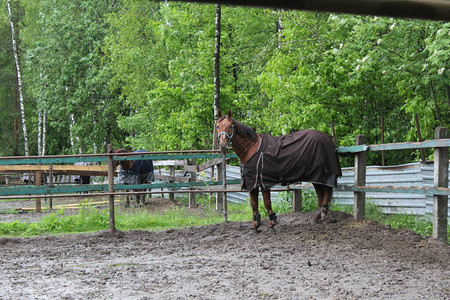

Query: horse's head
[112,148,134,171]
[216,110,235,153]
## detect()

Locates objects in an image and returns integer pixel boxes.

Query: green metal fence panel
[0,157,108,165]
[337,138,450,154]
[112,153,238,161]
[0,179,242,197]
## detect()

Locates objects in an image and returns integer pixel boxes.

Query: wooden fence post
[354,135,367,220]
[433,127,448,242]
[292,184,302,212]
[169,166,175,202]
[222,153,228,222]
[107,144,116,234]
[189,158,197,209]
[35,170,41,212]
[216,163,223,211]
[48,164,53,210]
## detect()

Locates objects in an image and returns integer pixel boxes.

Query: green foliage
[0,2,448,161]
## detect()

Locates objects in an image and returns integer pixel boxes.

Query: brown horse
[215,110,342,231]
[113,149,155,207]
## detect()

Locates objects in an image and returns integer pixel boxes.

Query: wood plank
[196,158,226,172]
[153,160,187,166]
[113,153,237,161]
[337,138,450,154]
[154,174,190,183]
[0,153,238,165]
[336,185,450,196]
[0,165,109,176]
[188,0,450,22]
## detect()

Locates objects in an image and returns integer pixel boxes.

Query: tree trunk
[37,108,47,156]
[42,109,47,155]
[212,4,221,150]
[38,109,42,155]
[70,114,83,154]
[7,0,29,156]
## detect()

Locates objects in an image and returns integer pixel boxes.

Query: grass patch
[0,195,448,242]
[332,200,450,241]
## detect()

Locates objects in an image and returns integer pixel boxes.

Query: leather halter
[217,124,235,146]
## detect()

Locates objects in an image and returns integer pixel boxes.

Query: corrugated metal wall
[333,162,450,217]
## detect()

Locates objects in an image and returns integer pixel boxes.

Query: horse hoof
[312,213,321,224]
[249,228,261,234]
[266,227,276,233]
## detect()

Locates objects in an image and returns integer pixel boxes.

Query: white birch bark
[7,0,29,156]
[70,114,75,151]
[93,116,98,154]
[212,4,221,150]
[38,109,42,155]
[42,109,47,155]
[70,114,83,154]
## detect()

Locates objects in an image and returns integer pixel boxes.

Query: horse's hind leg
[250,188,261,230]
[262,189,277,229]
[125,193,130,208]
[313,184,332,223]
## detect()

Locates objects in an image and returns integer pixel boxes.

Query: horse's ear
[227,110,232,118]
[218,110,222,118]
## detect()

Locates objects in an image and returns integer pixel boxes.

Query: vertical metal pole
[222,153,228,222]
[107,144,116,234]
[189,158,197,209]
[216,163,223,210]
[354,135,367,220]
[159,167,164,198]
[433,127,448,242]
[169,166,175,202]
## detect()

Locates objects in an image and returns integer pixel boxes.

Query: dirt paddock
[0,197,449,299]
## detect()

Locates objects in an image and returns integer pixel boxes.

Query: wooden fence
[0,127,448,241]
[0,147,240,232]
[292,126,448,242]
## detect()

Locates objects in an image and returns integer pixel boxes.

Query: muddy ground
[0,197,449,299]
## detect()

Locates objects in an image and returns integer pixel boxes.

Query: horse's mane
[218,115,258,142]
[113,148,131,154]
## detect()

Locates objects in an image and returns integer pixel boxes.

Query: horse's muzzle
[219,145,228,154]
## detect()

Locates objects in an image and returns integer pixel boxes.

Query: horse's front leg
[262,189,277,229]
[136,190,144,207]
[250,188,261,230]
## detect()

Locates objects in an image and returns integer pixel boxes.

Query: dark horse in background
[113,149,155,207]
[216,110,342,231]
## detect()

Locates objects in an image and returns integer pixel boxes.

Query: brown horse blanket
[241,129,342,191]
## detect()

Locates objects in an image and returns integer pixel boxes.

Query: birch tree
[6,0,28,156]
[212,4,221,150]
